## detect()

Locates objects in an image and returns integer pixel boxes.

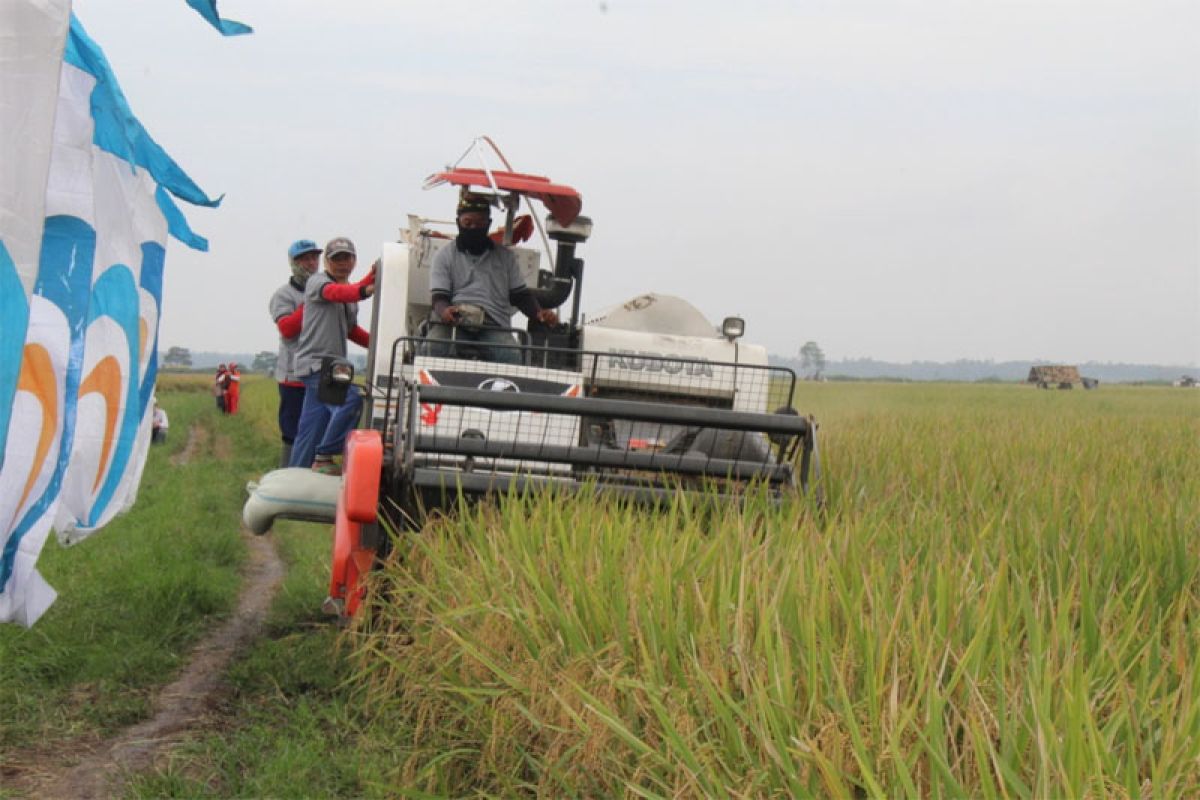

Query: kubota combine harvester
[245,139,818,618]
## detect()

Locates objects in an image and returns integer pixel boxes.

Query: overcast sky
[71,0,1198,365]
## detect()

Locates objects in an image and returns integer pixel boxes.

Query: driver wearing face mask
[426,190,557,364]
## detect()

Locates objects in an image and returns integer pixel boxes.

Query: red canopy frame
[424,168,582,226]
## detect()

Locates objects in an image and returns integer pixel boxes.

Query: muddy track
[7,425,285,799]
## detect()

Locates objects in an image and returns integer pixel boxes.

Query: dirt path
[8,426,286,799]
[169,423,206,467]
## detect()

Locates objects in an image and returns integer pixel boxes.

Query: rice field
[348,383,1200,798]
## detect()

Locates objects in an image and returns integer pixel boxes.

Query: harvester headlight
[721,316,745,341]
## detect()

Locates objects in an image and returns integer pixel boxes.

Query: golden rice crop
[348,384,1199,798]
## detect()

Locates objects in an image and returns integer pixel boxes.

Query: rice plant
[349,384,1199,797]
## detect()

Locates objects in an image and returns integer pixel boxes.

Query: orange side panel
[345,547,376,617]
[343,429,382,523]
[330,491,378,618]
[329,500,355,602]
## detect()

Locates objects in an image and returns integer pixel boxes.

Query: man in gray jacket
[427,192,557,364]
[288,237,374,474]
[269,239,321,466]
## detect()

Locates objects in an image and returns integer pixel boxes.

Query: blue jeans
[288,373,363,469]
[277,383,306,444]
[423,323,522,365]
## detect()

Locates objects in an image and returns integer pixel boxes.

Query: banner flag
[185,0,253,36]
[0,3,236,626]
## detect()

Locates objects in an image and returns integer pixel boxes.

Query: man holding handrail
[289,237,374,475]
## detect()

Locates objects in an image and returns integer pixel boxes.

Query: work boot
[280,442,293,468]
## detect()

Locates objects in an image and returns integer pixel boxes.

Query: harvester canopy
[423,168,583,226]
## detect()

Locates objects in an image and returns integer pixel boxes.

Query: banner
[0,2,245,626]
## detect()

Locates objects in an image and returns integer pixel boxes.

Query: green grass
[123,380,403,798]
[1,374,398,798]
[0,379,271,751]
[123,517,372,799]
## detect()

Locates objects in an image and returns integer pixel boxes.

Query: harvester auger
[244,139,819,618]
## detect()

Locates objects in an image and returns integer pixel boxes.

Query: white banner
[0,3,244,627]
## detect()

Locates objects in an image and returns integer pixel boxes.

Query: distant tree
[252,350,277,374]
[799,341,826,379]
[162,346,192,368]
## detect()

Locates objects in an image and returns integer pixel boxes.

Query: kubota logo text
[606,349,713,377]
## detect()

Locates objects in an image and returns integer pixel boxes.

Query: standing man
[214,364,229,412]
[289,237,374,474]
[270,239,321,466]
[426,191,557,364]
[225,363,241,414]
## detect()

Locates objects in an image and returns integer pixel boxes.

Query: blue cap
[287,239,321,260]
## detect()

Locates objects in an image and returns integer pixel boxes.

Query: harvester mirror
[318,357,354,405]
[721,316,745,341]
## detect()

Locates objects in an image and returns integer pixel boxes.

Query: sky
[70,0,1199,365]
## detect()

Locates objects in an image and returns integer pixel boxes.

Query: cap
[457,190,492,217]
[325,237,356,257]
[287,239,321,260]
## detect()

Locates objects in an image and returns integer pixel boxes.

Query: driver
[426,191,557,364]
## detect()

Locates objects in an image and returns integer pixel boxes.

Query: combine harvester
[245,140,819,617]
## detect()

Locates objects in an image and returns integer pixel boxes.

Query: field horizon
[163,350,1199,384]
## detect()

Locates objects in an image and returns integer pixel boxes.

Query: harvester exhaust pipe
[531,215,592,327]
[529,241,578,310]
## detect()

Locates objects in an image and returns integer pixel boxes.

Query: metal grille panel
[372,337,809,496]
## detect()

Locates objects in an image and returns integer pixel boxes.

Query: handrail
[414,384,808,436]
[412,436,794,482]
[423,321,531,347]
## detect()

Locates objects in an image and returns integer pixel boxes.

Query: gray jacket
[269,278,306,383]
[293,272,359,378]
